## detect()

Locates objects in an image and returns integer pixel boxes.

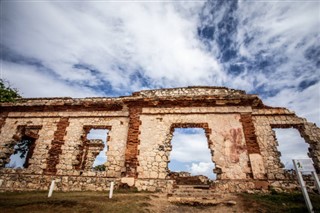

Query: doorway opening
[86,129,109,171]
[168,128,216,184]
[273,128,310,171]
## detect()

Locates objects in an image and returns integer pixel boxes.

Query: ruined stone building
[0,87,319,192]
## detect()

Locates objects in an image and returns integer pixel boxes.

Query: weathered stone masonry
[44,117,69,174]
[0,86,319,192]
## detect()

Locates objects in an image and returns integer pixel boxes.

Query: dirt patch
[0,191,319,213]
[146,193,259,213]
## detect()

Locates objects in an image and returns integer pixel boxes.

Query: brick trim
[124,106,142,177]
[44,117,69,174]
[240,114,260,154]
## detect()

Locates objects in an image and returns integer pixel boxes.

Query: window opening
[168,128,216,182]
[87,129,109,171]
[5,136,35,169]
[274,128,310,170]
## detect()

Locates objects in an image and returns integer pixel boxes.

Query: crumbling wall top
[0,97,123,107]
[0,86,265,110]
[132,86,246,98]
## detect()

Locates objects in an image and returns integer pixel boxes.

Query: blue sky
[1,1,319,177]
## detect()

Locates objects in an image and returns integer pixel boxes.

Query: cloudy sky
[1,1,319,177]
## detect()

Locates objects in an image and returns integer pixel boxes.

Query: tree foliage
[93,164,106,171]
[13,138,33,159]
[0,79,21,102]
[6,137,34,169]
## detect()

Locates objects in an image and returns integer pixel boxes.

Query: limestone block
[249,154,266,179]
[158,173,166,179]
[150,171,158,178]
[159,162,167,168]
[121,177,135,186]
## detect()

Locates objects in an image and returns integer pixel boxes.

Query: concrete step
[174,176,210,185]
[170,194,223,199]
[174,184,210,189]
[167,194,237,206]
[172,185,211,192]
[168,184,237,204]
[173,185,210,190]
[169,184,222,198]
[172,190,219,195]
[172,189,220,193]
[171,190,217,195]
[170,191,222,197]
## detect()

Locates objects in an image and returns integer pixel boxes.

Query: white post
[311,171,320,194]
[293,160,314,213]
[109,181,114,199]
[48,180,55,198]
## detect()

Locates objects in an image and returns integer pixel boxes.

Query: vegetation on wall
[0,79,21,102]
[93,164,106,171]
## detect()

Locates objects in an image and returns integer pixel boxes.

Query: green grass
[0,191,151,213]
[240,191,320,213]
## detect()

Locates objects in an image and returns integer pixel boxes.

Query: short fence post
[48,180,55,198]
[293,159,314,213]
[109,181,114,199]
[311,171,320,194]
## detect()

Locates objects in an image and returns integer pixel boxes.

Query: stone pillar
[300,122,320,173]
[44,117,69,174]
[124,106,142,177]
[240,113,266,179]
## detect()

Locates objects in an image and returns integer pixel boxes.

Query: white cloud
[1,1,226,93]
[265,82,320,126]
[169,129,212,163]
[87,129,108,141]
[1,2,319,111]
[235,1,319,87]
[230,1,320,128]
[1,60,101,98]
[237,2,319,57]
[188,162,215,179]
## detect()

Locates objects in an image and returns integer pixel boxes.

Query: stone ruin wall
[0,86,319,193]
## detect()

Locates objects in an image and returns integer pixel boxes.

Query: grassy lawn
[0,191,152,213]
[240,191,320,213]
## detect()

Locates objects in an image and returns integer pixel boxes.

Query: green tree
[0,79,21,102]
[93,164,106,171]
